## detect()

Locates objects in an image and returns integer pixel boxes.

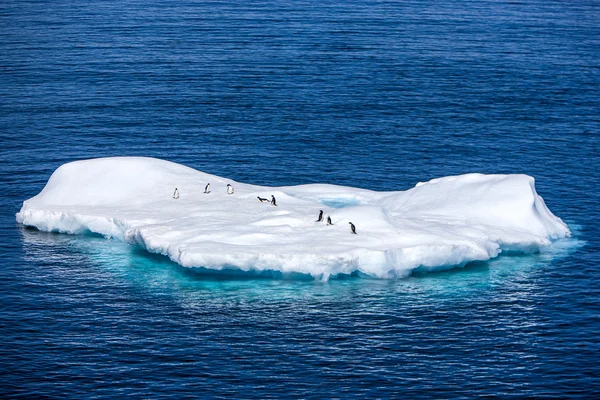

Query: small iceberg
[16,157,571,279]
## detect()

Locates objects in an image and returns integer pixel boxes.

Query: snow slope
[16,157,571,279]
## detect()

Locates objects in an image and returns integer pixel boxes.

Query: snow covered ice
[16,157,571,279]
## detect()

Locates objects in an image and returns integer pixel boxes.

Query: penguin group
[173,183,277,207]
[173,182,233,198]
[315,210,334,225]
[314,210,356,234]
[173,184,357,234]
[257,195,277,206]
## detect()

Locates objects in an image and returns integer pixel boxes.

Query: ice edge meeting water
[17,157,572,280]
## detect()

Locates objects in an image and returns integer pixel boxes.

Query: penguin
[271,195,277,206]
[257,196,269,203]
[349,222,357,234]
[316,210,324,222]
[227,184,234,195]
[327,216,333,225]
[173,188,179,199]
[204,183,211,194]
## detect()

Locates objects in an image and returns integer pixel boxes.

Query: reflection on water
[19,224,583,304]
[13,224,593,398]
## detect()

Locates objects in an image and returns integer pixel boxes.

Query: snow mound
[16,157,571,279]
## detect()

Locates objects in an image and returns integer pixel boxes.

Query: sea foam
[16,157,570,279]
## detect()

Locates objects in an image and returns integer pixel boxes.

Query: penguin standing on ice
[327,216,333,225]
[173,188,180,199]
[271,195,277,206]
[204,183,211,194]
[227,184,234,195]
[349,222,357,234]
[257,196,269,203]
[316,210,324,222]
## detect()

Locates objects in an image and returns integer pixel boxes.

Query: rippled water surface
[1,0,599,397]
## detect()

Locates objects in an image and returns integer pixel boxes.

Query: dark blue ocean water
[1,0,599,397]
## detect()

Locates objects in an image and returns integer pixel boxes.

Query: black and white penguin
[349,222,357,234]
[327,216,333,225]
[204,183,211,194]
[257,196,269,203]
[227,184,234,195]
[316,210,323,222]
[173,188,180,199]
[271,195,277,206]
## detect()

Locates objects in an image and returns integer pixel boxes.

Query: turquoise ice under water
[2,0,599,397]
[320,197,361,209]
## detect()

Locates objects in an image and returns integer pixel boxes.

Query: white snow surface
[16,157,571,279]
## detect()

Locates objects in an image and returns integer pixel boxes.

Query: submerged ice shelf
[16,157,571,279]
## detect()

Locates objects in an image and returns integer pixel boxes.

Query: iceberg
[16,157,571,279]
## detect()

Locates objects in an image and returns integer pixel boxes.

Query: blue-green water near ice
[1,0,599,397]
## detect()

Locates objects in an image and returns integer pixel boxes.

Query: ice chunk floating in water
[16,157,571,279]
